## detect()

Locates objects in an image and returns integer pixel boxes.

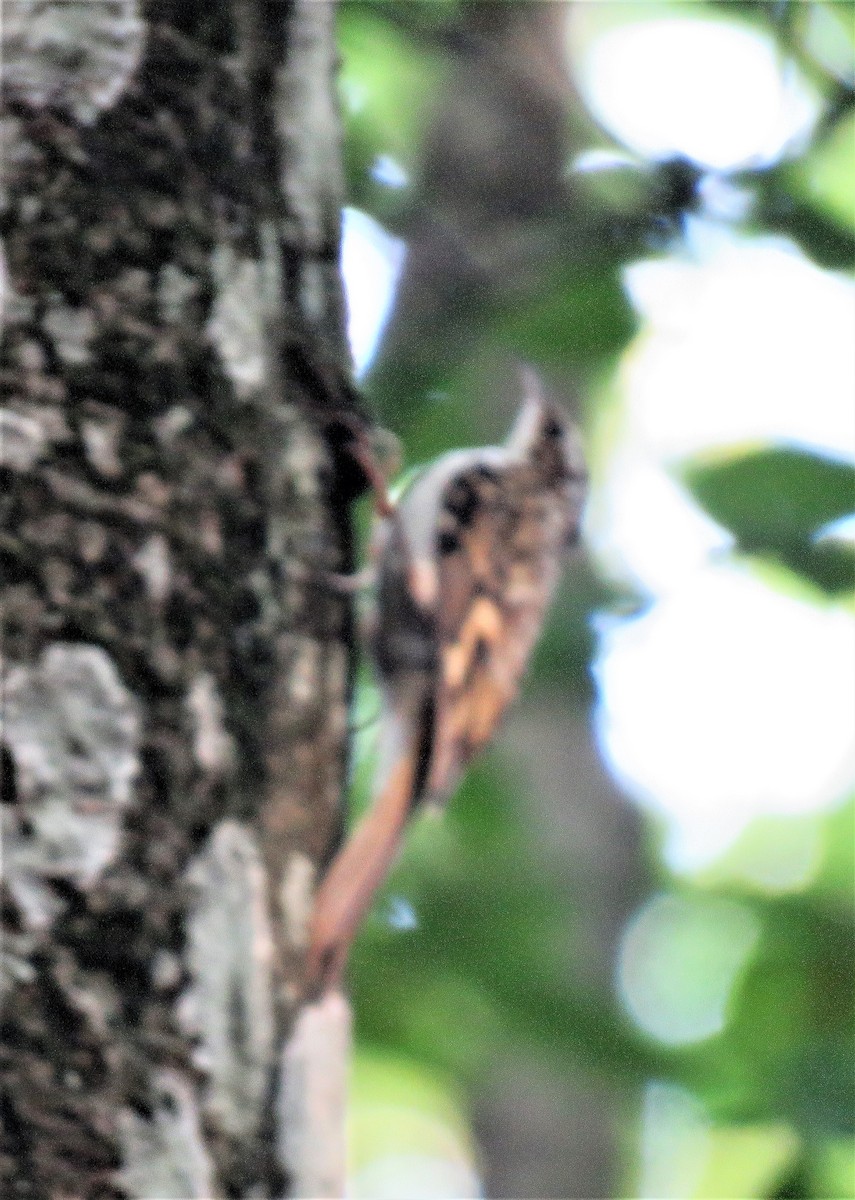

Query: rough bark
[1,2,359,1196]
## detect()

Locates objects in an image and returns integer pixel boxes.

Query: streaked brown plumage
[306,369,587,994]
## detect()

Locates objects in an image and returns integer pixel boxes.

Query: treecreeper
[306,367,588,994]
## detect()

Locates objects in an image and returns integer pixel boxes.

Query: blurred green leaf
[682,447,855,592]
[693,1123,799,1200]
[337,7,445,217]
[809,1136,855,1200]
[350,1048,475,1164]
[780,1034,855,1138]
[688,891,855,1132]
[502,258,637,373]
[800,0,855,89]
[750,172,855,271]
[692,814,825,896]
[683,447,854,543]
[788,111,855,235]
[815,796,855,899]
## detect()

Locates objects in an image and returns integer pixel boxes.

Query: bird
[305,367,588,994]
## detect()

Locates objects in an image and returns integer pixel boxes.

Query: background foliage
[335,3,854,1197]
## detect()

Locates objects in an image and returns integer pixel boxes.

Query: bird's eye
[444,478,478,526]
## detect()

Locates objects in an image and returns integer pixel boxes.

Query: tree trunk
[1,3,359,1196]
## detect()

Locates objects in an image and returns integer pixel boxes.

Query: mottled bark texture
[1,3,361,1196]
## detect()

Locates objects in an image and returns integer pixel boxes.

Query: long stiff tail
[304,752,418,994]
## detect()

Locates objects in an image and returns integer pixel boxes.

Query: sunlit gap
[618,892,761,1045]
[341,205,406,378]
[589,231,855,873]
[349,1055,483,1200]
[575,14,820,171]
[578,13,854,877]
[634,1078,797,1199]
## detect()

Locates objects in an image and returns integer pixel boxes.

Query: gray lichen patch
[2,643,140,928]
[156,263,199,326]
[182,821,275,1139]
[286,636,325,716]
[1,0,145,125]
[42,300,95,365]
[79,407,126,478]
[0,408,47,471]
[185,672,234,776]
[276,1,343,254]
[119,1069,216,1200]
[278,990,351,1200]
[132,533,172,607]
[206,246,267,401]
[0,932,37,999]
[279,852,316,952]
[281,417,327,501]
